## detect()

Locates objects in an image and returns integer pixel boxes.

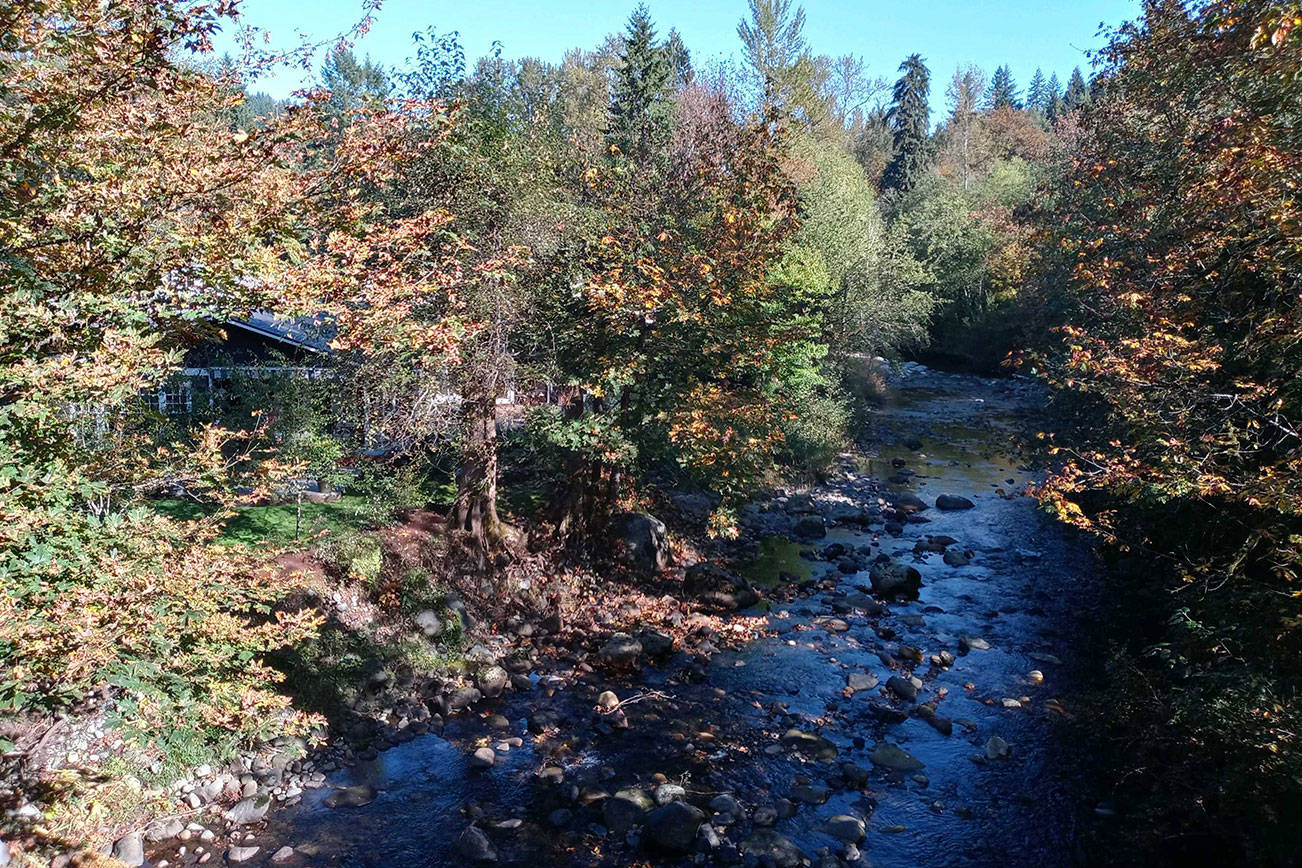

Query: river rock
[611,512,669,573]
[445,686,483,718]
[323,784,377,808]
[824,814,866,843]
[936,494,975,510]
[599,633,643,667]
[225,795,270,825]
[886,675,919,701]
[709,793,742,821]
[470,747,496,769]
[785,493,817,514]
[414,609,443,639]
[794,515,827,539]
[684,562,760,610]
[870,742,925,771]
[638,629,675,657]
[892,491,929,513]
[112,833,144,866]
[642,800,706,854]
[271,847,296,863]
[869,560,922,600]
[780,728,838,760]
[847,672,878,693]
[227,845,260,863]
[943,549,972,567]
[457,826,497,863]
[654,783,686,804]
[959,635,991,654]
[475,665,509,698]
[791,784,830,805]
[985,736,1012,760]
[604,787,654,833]
[741,830,806,868]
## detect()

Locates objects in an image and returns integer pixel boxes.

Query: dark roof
[226,311,334,353]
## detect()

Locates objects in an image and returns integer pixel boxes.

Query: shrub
[779,385,851,478]
[0,495,324,761]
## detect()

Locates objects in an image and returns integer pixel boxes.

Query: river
[229,365,1102,867]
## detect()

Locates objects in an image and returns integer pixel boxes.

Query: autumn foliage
[1030,0,1302,855]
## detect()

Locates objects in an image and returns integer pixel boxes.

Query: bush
[0,496,323,761]
[779,385,851,478]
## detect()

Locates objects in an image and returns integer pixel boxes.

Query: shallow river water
[239,365,1101,867]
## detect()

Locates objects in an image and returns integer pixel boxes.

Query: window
[159,380,192,415]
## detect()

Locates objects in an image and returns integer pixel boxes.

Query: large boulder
[642,800,706,854]
[741,830,806,868]
[936,494,975,510]
[683,562,761,611]
[604,787,654,833]
[869,559,922,600]
[598,633,643,667]
[611,513,669,573]
[891,491,929,513]
[793,515,827,539]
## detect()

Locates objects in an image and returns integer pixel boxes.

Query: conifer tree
[881,53,931,194]
[984,64,1021,110]
[1064,66,1091,109]
[1026,67,1049,114]
[664,27,694,88]
[1045,70,1065,120]
[607,4,672,163]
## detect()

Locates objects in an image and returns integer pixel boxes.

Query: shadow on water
[229,366,1100,867]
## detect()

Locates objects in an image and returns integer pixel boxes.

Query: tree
[321,45,389,117]
[939,65,990,191]
[737,0,808,106]
[1063,65,1091,109]
[984,64,1021,110]
[881,54,931,194]
[1031,2,1302,853]
[542,84,803,536]
[608,4,673,163]
[1045,71,1066,120]
[664,27,694,87]
[0,0,470,778]
[1026,67,1049,114]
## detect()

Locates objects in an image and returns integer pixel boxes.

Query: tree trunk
[451,387,502,564]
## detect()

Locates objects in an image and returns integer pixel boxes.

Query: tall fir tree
[320,46,388,118]
[1045,71,1065,120]
[663,27,694,88]
[1064,66,1091,109]
[1026,67,1049,114]
[984,64,1021,110]
[607,4,672,163]
[881,53,930,194]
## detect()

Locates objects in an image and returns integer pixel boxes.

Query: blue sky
[220,0,1140,104]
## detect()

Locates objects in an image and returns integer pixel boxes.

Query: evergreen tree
[1045,71,1065,120]
[321,46,388,117]
[984,64,1021,110]
[664,27,694,88]
[607,4,672,163]
[881,53,931,194]
[737,0,807,107]
[1064,66,1091,109]
[1026,68,1049,114]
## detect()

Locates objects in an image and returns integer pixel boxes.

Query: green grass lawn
[151,495,372,546]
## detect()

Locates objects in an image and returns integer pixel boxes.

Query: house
[152,312,333,416]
